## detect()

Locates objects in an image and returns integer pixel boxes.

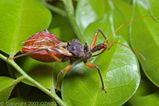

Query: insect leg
[90,29,107,49]
[14,48,62,62]
[85,63,106,93]
[56,64,72,91]
[46,49,61,62]
[14,48,49,59]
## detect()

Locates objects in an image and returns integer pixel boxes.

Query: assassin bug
[14,15,148,92]
[14,29,110,92]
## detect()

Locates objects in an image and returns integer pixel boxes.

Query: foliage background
[0,0,159,106]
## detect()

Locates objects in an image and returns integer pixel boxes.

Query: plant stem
[42,0,66,17]
[62,0,85,42]
[13,75,25,97]
[0,54,66,106]
[13,75,25,85]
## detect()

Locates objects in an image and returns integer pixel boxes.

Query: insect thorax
[66,39,92,62]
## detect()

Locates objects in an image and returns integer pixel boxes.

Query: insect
[14,29,111,92]
[14,15,150,93]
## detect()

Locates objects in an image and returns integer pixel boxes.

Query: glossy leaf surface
[62,39,140,106]
[0,0,51,55]
[62,2,140,104]
[130,0,159,86]
[0,77,17,101]
[126,79,159,106]
[75,0,107,31]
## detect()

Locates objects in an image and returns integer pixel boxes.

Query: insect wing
[53,42,72,57]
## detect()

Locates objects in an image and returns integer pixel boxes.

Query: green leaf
[16,58,53,89]
[132,80,158,97]
[16,57,68,89]
[75,0,133,41]
[75,0,108,31]
[61,1,140,105]
[62,40,140,106]
[49,14,76,41]
[62,16,140,105]
[148,0,159,19]
[112,0,133,18]
[130,0,159,86]
[0,76,17,101]
[111,0,133,40]
[125,79,159,106]
[128,92,159,106]
[0,0,51,55]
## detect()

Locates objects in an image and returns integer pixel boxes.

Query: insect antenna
[97,15,156,60]
[107,15,152,41]
[110,42,146,60]
[92,14,155,59]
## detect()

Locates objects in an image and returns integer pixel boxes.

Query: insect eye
[72,46,76,50]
